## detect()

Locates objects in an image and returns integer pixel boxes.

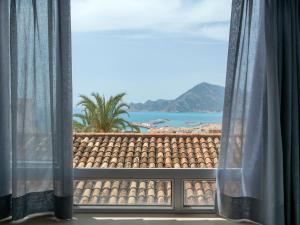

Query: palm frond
[73,92,139,133]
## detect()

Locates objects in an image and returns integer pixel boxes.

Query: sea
[124,111,223,133]
[73,108,223,133]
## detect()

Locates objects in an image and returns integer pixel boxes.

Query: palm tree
[73,92,140,133]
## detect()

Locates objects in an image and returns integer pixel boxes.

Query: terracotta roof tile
[184,180,216,206]
[73,133,220,169]
[73,133,220,206]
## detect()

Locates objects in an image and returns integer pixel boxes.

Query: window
[71,0,231,212]
[73,134,219,212]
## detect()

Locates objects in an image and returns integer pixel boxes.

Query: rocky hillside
[129,82,225,112]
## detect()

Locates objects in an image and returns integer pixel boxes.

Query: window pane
[184,180,216,206]
[74,179,172,206]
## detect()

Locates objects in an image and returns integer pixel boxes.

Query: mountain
[129,82,225,112]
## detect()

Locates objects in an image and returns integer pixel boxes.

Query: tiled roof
[73,133,221,206]
[74,180,172,206]
[73,133,221,169]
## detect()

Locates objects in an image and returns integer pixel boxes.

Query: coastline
[126,111,223,134]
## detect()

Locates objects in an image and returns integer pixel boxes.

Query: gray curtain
[0,0,73,221]
[265,0,300,224]
[217,0,299,225]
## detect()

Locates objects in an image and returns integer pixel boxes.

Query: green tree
[73,92,140,133]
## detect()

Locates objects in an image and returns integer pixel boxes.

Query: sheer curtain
[0,0,73,221]
[218,0,299,225]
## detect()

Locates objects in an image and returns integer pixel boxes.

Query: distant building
[200,123,222,134]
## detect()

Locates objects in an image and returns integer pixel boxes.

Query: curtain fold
[265,1,300,224]
[0,0,12,219]
[218,0,300,225]
[0,0,73,221]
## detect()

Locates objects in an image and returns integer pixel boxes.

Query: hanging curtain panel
[0,0,73,221]
[265,0,300,224]
[218,0,300,225]
[217,0,283,224]
[0,0,12,220]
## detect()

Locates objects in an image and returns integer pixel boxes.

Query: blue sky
[71,0,232,105]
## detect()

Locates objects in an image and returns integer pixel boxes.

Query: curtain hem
[2,191,73,221]
[12,190,54,221]
[0,194,11,220]
[218,193,263,223]
[54,195,73,220]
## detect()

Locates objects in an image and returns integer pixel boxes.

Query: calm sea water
[74,108,222,133]
[124,112,223,132]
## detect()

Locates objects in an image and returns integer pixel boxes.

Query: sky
[71,0,232,105]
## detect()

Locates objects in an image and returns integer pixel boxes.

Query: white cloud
[71,0,232,41]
